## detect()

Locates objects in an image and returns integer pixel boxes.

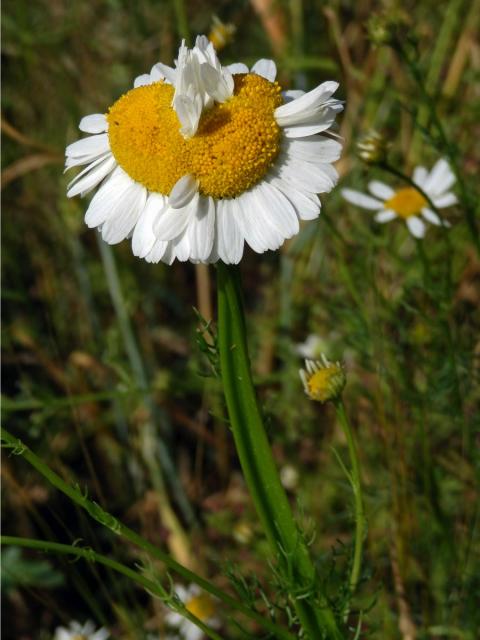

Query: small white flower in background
[53,620,109,640]
[341,158,456,238]
[165,584,220,640]
[295,334,329,360]
[65,35,343,265]
[280,464,299,490]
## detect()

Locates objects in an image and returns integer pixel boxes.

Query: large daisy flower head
[53,620,109,640]
[341,158,456,238]
[165,583,220,640]
[66,36,343,264]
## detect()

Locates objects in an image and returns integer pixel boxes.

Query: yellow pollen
[107,74,283,199]
[384,187,427,219]
[185,594,216,621]
[307,366,343,403]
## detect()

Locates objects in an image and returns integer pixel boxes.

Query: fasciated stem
[216,263,344,639]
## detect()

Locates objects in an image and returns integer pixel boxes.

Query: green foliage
[2,546,64,591]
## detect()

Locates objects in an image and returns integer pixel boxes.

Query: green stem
[216,263,343,640]
[0,426,294,640]
[1,536,222,640]
[334,401,366,614]
[171,0,191,45]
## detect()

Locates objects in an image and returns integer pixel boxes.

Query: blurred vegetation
[2,0,479,638]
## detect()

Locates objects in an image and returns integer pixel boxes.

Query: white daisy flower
[65,35,343,265]
[53,620,109,640]
[341,158,456,238]
[165,584,220,640]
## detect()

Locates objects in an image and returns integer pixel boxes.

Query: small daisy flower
[341,158,456,238]
[299,355,346,403]
[165,584,220,640]
[65,35,343,265]
[53,620,109,640]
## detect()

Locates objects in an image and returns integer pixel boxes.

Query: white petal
[145,237,169,263]
[169,174,198,208]
[421,208,451,226]
[268,176,320,221]
[226,62,249,75]
[341,188,383,210]
[101,183,147,244]
[251,59,277,81]
[172,229,191,262]
[65,150,111,170]
[67,155,116,198]
[153,62,177,84]
[154,193,198,240]
[274,81,341,126]
[424,158,456,195]
[187,195,215,262]
[374,209,397,223]
[150,63,166,82]
[277,156,338,194]
[282,90,305,103]
[406,216,426,238]
[134,74,152,88]
[85,167,132,227]
[255,182,299,239]
[79,114,108,134]
[235,190,283,252]
[67,152,114,188]
[412,166,428,187]
[284,136,342,163]
[174,93,203,138]
[200,63,234,102]
[215,199,244,264]
[132,193,167,257]
[432,192,457,208]
[368,180,394,200]
[66,134,110,158]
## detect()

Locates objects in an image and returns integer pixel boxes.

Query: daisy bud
[299,355,346,404]
[356,130,389,165]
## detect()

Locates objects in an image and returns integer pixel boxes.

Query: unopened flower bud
[356,130,389,165]
[299,355,346,403]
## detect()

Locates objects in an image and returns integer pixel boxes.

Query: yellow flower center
[185,594,216,621]
[307,366,344,403]
[384,187,427,219]
[107,74,283,199]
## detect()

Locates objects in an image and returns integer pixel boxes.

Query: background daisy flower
[65,35,343,265]
[53,620,109,640]
[165,584,220,640]
[341,158,456,238]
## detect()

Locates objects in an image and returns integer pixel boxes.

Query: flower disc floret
[107,74,282,199]
[384,187,427,219]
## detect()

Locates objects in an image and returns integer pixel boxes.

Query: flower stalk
[216,263,343,639]
[333,400,366,616]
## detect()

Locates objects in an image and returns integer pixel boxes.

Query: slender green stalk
[334,400,366,614]
[216,263,344,640]
[1,536,222,640]
[98,240,195,527]
[1,426,294,640]
[171,0,191,45]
